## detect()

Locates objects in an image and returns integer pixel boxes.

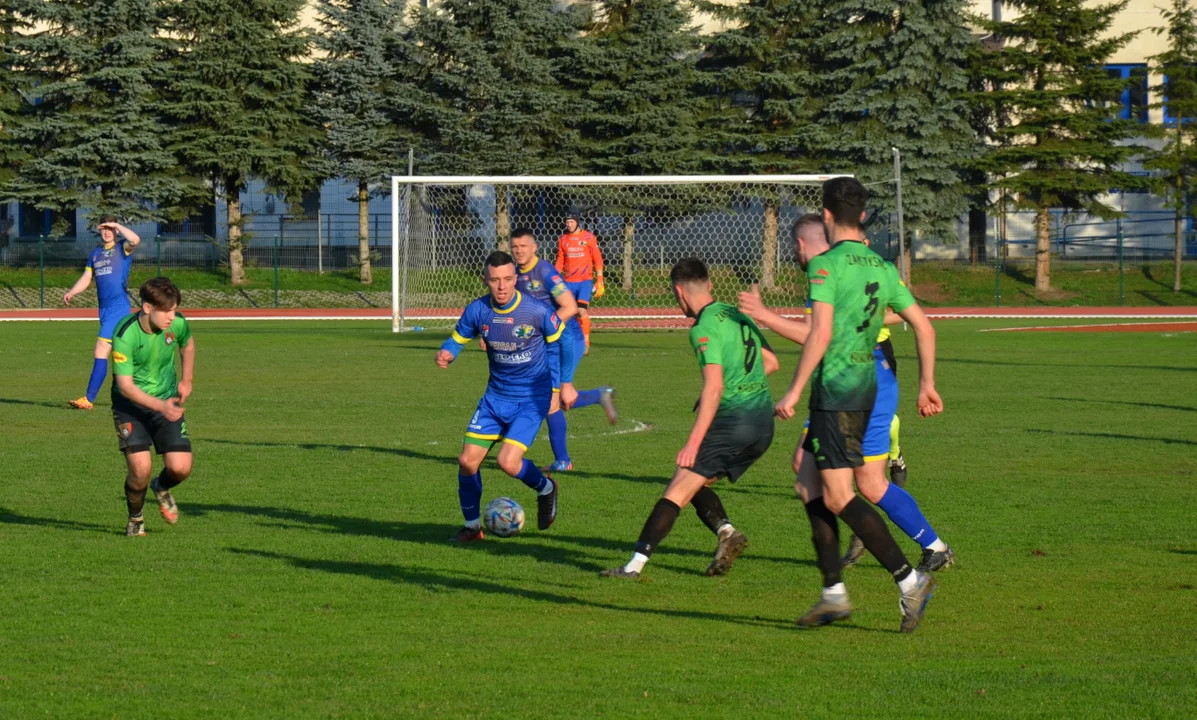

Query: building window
[1104,64,1148,123]
[1163,69,1197,126]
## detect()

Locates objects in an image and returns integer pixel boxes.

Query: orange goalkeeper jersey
[555,230,603,282]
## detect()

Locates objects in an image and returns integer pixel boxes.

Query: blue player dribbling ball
[483,497,525,537]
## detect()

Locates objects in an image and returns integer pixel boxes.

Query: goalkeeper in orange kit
[555,216,604,354]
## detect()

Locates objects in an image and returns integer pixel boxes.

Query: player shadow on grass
[1025,428,1197,447]
[186,502,816,574]
[202,438,669,486]
[227,548,831,632]
[0,397,68,410]
[0,507,115,534]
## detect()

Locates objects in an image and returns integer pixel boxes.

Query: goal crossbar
[391,174,845,187]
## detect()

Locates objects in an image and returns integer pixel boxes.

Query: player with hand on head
[602,258,778,579]
[65,215,141,409]
[739,214,953,574]
[510,228,617,474]
[436,251,565,542]
[555,216,604,354]
[770,178,943,633]
[110,277,194,537]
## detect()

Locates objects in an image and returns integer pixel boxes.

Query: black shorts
[112,394,192,455]
[802,410,869,470]
[690,411,775,483]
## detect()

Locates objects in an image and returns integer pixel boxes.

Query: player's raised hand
[917,385,943,418]
[435,349,454,369]
[676,441,699,469]
[774,389,801,420]
[162,397,184,422]
[737,284,763,320]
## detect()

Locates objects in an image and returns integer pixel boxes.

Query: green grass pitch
[0,319,1195,717]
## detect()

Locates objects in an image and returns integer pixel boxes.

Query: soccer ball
[483,497,525,538]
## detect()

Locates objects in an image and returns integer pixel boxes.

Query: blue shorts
[863,348,898,461]
[565,280,593,304]
[98,306,131,342]
[464,393,550,452]
[560,321,585,383]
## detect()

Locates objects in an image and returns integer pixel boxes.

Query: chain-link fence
[391,177,838,330]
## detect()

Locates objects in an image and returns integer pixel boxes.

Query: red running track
[3,306,1197,324]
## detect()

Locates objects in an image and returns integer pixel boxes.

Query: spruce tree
[695,0,829,289]
[564,0,701,290]
[4,0,188,223]
[389,0,582,246]
[0,6,29,186]
[1146,0,1197,292]
[818,0,979,260]
[311,0,405,284]
[159,0,316,285]
[974,0,1145,291]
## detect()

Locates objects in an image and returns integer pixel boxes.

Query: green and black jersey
[689,302,773,417]
[807,241,915,411]
[111,312,192,401]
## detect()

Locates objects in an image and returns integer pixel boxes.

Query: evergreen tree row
[0,0,1189,289]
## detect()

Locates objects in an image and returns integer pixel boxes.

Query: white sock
[465,519,481,530]
[927,538,948,552]
[822,583,847,601]
[538,478,555,496]
[897,571,920,594]
[624,552,649,574]
[717,523,736,540]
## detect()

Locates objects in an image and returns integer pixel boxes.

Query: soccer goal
[390,174,847,332]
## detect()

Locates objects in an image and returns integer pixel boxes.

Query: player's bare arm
[762,347,780,376]
[678,363,723,469]
[738,284,812,346]
[63,267,93,305]
[176,338,196,403]
[100,221,141,253]
[553,287,579,324]
[116,374,183,421]
[776,300,833,419]
[896,302,942,418]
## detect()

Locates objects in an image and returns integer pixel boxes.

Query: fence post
[273,233,280,309]
[1117,219,1124,307]
[994,237,1002,308]
[317,210,323,275]
[39,235,45,309]
[156,235,162,277]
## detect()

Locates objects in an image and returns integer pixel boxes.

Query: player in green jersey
[110,277,195,537]
[602,259,779,579]
[773,178,944,633]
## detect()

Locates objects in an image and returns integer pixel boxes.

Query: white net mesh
[391,176,844,330]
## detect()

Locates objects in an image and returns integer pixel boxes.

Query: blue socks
[86,358,107,402]
[547,410,570,464]
[876,483,939,549]
[458,471,482,524]
[574,389,602,409]
[514,459,550,493]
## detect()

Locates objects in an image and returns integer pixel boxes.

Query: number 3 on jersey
[856,281,880,334]
[739,321,757,373]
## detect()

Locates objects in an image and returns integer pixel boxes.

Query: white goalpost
[390,174,848,332]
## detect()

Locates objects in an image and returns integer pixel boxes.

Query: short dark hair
[670,258,709,286]
[822,177,869,230]
[510,227,536,241]
[98,214,118,225]
[140,277,181,309]
[484,250,515,274]
[792,212,824,240]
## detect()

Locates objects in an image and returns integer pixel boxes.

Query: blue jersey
[87,240,134,311]
[517,258,569,308]
[444,291,565,401]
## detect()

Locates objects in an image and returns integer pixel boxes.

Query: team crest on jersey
[103,249,114,258]
[514,324,535,339]
[527,279,543,292]
[165,331,175,346]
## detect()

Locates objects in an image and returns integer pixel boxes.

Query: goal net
[390,175,847,332]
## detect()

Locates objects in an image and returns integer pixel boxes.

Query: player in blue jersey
[510,228,618,473]
[64,215,141,410]
[436,251,570,542]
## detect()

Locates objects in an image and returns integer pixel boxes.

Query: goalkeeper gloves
[593,274,605,299]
